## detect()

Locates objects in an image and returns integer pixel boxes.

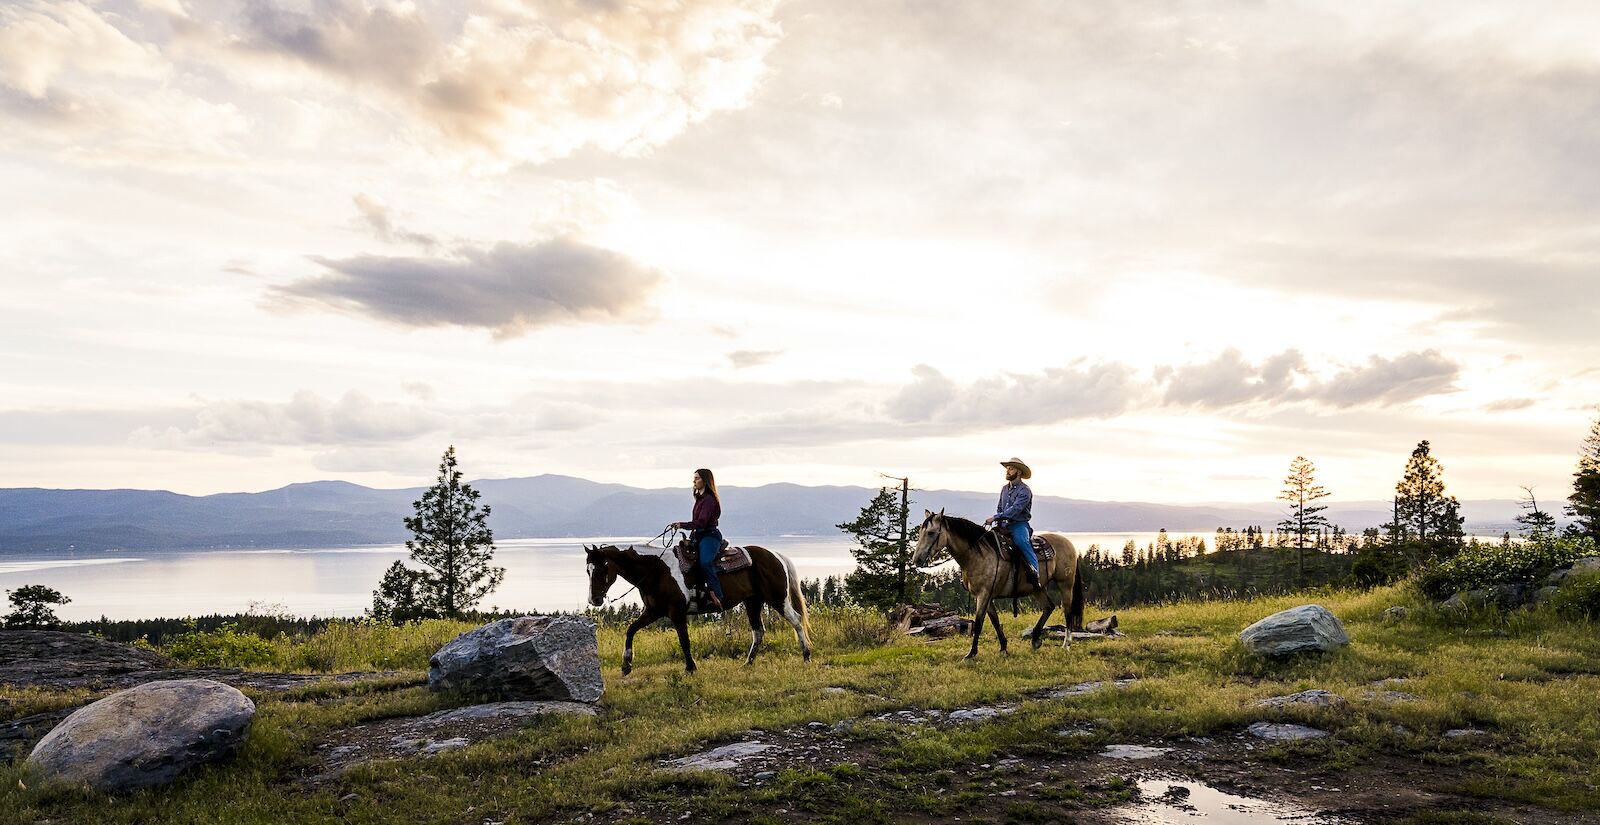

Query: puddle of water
[1116,775,1345,824]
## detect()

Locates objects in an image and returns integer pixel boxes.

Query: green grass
[3,584,1599,823]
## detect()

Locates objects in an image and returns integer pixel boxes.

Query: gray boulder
[429,616,603,703]
[1247,722,1329,741]
[1239,605,1349,657]
[27,679,254,792]
[1443,584,1527,609]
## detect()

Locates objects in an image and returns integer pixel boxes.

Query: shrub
[1547,573,1600,620]
[162,621,276,668]
[1418,536,1597,600]
[1349,545,1409,589]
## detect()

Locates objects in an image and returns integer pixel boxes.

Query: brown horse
[585,541,812,674]
[910,510,1085,658]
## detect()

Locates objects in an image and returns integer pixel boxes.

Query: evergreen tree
[1277,455,1332,582]
[1393,440,1464,563]
[4,584,70,629]
[391,446,504,620]
[370,561,436,623]
[1568,410,1600,543]
[838,486,919,610]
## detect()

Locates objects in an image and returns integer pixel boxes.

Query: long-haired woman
[671,468,725,610]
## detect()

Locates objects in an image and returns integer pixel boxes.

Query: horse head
[584,544,623,607]
[910,508,946,568]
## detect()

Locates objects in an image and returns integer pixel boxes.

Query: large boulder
[1239,604,1349,657]
[428,616,603,703]
[27,679,254,792]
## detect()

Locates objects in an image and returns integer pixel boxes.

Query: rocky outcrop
[1238,605,1349,657]
[313,700,597,778]
[428,616,603,703]
[1254,689,1346,709]
[27,679,255,792]
[0,630,174,688]
[1441,556,1600,610]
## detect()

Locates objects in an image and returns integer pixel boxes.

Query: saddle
[996,531,1054,563]
[673,538,753,580]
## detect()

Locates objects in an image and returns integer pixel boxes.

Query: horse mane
[939,514,994,549]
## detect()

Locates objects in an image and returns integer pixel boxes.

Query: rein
[596,528,679,607]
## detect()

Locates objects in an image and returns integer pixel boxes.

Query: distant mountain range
[0,475,1534,553]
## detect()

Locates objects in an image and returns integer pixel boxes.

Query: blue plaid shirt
[995,480,1033,525]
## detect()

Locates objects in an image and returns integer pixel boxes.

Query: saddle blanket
[674,540,753,577]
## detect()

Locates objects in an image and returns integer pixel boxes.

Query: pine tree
[395,446,504,620]
[839,486,919,610]
[1393,440,1464,563]
[1568,410,1600,543]
[1277,455,1332,582]
[370,560,436,623]
[4,585,71,629]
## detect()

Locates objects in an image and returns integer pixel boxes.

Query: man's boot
[1024,564,1041,590]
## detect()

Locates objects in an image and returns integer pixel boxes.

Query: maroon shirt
[683,493,721,534]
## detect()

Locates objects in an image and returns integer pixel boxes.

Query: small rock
[1045,678,1136,699]
[1443,728,1488,739]
[754,771,776,781]
[665,742,774,771]
[1365,691,1419,704]
[1255,689,1346,709]
[947,706,1013,724]
[420,737,470,755]
[1101,744,1170,759]
[1239,605,1349,657]
[1381,606,1408,621]
[340,793,359,803]
[1246,722,1329,741]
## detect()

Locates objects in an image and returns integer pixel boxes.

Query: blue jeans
[1007,522,1037,569]
[697,529,725,601]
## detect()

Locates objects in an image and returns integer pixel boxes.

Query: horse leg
[744,598,765,666]
[672,611,696,673]
[622,606,663,676]
[1030,592,1057,651]
[988,602,1009,654]
[966,592,990,659]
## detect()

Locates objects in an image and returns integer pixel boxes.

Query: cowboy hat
[999,457,1032,479]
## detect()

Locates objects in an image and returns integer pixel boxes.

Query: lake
[0,531,1229,620]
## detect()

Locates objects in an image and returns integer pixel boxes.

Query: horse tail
[781,551,810,639]
[1065,558,1086,631]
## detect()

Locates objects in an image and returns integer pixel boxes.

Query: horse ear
[939,507,945,517]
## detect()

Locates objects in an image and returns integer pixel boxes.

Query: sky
[1,0,1597,504]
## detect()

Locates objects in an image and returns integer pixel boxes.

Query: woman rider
[670,468,725,611]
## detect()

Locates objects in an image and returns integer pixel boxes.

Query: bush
[1349,545,1409,589]
[1418,536,1597,600]
[1547,573,1600,620]
[162,621,276,668]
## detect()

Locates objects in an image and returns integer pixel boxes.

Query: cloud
[1304,350,1460,408]
[728,349,782,368]
[1485,398,1536,412]
[886,362,1145,426]
[221,0,782,166]
[1160,349,1307,408]
[267,237,662,337]
[352,194,437,249]
[131,390,447,448]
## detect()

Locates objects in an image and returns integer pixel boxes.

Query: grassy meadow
[4,584,1600,824]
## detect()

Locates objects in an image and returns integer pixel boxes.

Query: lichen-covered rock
[27,679,254,792]
[1239,605,1349,657]
[429,616,603,703]
[1247,722,1329,741]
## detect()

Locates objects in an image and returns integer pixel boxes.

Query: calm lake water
[0,531,1221,620]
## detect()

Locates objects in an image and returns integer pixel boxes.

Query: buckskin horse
[584,540,812,674]
[910,510,1086,659]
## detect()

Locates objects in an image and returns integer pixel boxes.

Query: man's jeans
[1007,521,1038,570]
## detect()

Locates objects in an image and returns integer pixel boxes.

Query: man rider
[984,457,1039,589]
